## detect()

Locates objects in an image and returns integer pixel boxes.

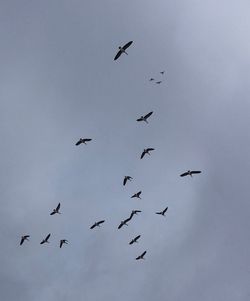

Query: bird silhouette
[75,138,92,146]
[114,41,133,61]
[136,251,147,260]
[180,170,201,177]
[50,203,61,215]
[20,235,30,246]
[123,176,133,186]
[156,207,168,216]
[140,148,154,159]
[60,239,68,248]
[90,220,105,229]
[131,191,142,199]
[129,235,141,245]
[137,111,153,124]
[40,233,51,245]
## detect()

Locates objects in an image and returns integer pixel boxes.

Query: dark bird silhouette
[20,235,30,246]
[136,250,147,260]
[129,235,141,245]
[130,210,142,219]
[118,217,131,229]
[75,138,92,146]
[156,207,168,216]
[50,203,61,215]
[123,176,133,186]
[60,239,68,248]
[160,71,165,74]
[40,233,51,245]
[180,170,201,177]
[131,191,142,199]
[90,220,105,229]
[114,41,133,61]
[140,148,154,159]
[149,78,154,81]
[155,81,162,84]
[137,111,153,123]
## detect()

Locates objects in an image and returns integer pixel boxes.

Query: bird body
[136,251,147,260]
[40,233,51,245]
[137,111,153,123]
[155,81,162,84]
[20,235,30,245]
[180,170,201,177]
[114,41,133,60]
[131,191,142,199]
[75,138,92,146]
[156,207,168,216]
[90,220,105,229]
[50,203,61,215]
[140,148,154,159]
[123,176,133,186]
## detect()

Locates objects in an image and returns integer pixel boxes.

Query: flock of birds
[19,41,201,261]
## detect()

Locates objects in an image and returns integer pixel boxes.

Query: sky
[0,0,250,300]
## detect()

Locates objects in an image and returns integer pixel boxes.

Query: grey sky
[1,0,250,300]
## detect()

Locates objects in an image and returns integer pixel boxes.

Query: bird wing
[137,117,143,122]
[124,217,131,223]
[155,212,162,215]
[75,140,82,146]
[144,111,153,119]
[140,151,145,159]
[90,224,96,229]
[147,148,154,151]
[131,193,136,198]
[114,50,122,61]
[138,191,142,196]
[129,240,134,245]
[135,235,141,241]
[163,207,168,214]
[45,233,51,241]
[142,251,147,257]
[123,177,127,186]
[50,211,55,215]
[40,240,45,245]
[123,41,133,50]
[180,172,189,177]
[118,222,123,229]
[20,237,24,245]
[97,220,105,225]
[60,240,63,248]
[84,138,92,142]
[56,203,60,211]
[191,170,201,174]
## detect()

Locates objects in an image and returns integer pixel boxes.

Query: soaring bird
[149,78,154,81]
[155,81,162,84]
[60,239,68,248]
[130,210,142,219]
[40,233,51,245]
[140,148,154,159]
[156,207,168,216]
[137,111,153,123]
[118,217,131,229]
[114,41,133,61]
[129,235,141,245]
[123,176,133,186]
[75,138,92,146]
[136,251,147,260]
[20,235,30,246]
[90,220,105,229]
[160,71,165,75]
[131,191,142,199]
[50,203,61,215]
[180,170,201,177]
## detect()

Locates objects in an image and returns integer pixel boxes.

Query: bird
[129,235,141,245]
[180,170,201,177]
[149,78,154,81]
[140,148,154,159]
[130,210,142,219]
[50,203,61,215]
[40,233,51,245]
[20,235,30,246]
[114,41,133,61]
[90,220,105,229]
[137,111,153,123]
[155,81,162,84]
[156,207,168,216]
[60,239,68,248]
[131,191,142,199]
[118,217,131,229]
[75,138,92,146]
[160,71,165,75]
[136,250,147,260]
[123,176,133,186]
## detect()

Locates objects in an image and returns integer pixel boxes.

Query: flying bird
[114,41,133,61]
[137,111,153,123]
[156,207,168,216]
[149,78,154,81]
[60,239,68,248]
[118,217,131,229]
[50,203,61,215]
[131,191,142,199]
[90,220,105,229]
[129,235,141,245]
[160,71,165,74]
[40,233,51,245]
[123,176,133,186]
[140,148,154,159]
[130,210,142,218]
[20,235,30,246]
[136,250,147,260]
[75,138,92,146]
[155,81,162,84]
[180,170,201,177]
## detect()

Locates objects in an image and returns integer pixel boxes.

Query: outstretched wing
[118,222,123,229]
[45,233,51,241]
[75,139,82,146]
[90,223,96,229]
[147,148,154,152]
[140,151,145,159]
[155,212,162,215]
[180,172,189,177]
[60,240,63,248]
[137,117,143,122]
[84,138,92,142]
[123,177,127,186]
[135,235,141,242]
[163,207,168,214]
[141,251,147,257]
[20,237,25,245]
[144,111,153,119]
[191,170,201,175]
[50,211,55,215]
[123,41,133,50]
[56,203,60,211]
[97,220,105,225]
[114,50,122,61]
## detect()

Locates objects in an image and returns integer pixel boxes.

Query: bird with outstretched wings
[136,250,147,260]
[114,41,133,61]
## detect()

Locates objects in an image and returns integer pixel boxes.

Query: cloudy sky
[1,0,250,300]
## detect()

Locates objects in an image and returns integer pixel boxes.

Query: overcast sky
[1,0,250,300]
